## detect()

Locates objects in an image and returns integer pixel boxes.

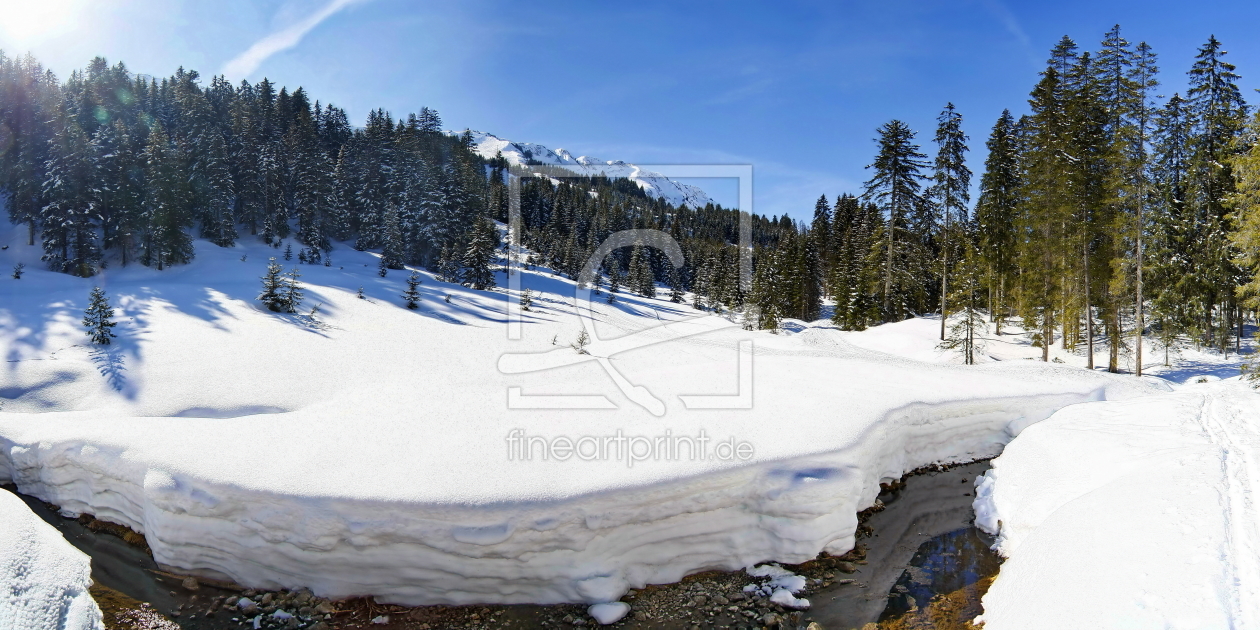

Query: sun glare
[0,0,83,45]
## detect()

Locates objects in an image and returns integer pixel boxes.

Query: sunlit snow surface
[0,224,1176,607]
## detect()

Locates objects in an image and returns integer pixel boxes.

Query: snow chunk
[588,602,630,624]
[0,490,103,630]
[769,588,810,609]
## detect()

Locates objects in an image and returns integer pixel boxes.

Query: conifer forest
[5,25,1260,375]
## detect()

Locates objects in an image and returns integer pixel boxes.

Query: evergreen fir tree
[281,266,304,313]
[931,103,971,340]
[862,120,931,323]
[402,271,422,309]
[41,109,100,277]
[938,241,986,364]
[258,257,287,311]
[973,110,1020,334]
[12,263,25,279]
[284,243,293,261]
[142,123,194,270]
[82,286,117,345]
[462,217,498,290]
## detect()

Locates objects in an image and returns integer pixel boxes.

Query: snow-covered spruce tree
[973,110,1020,335]
[462,217,498,290]
[668,264,685,303]
[41,106,100,277]
[628,244,654,297]
[200,129,237,247]
[931,102,972,341]
[82,287,117,345]
[402,271,422,309]
[281,266,305,313]
[284,243,293,261]
[12,263,24,279]
[520,288,533,311]
[380,204,406,271]
[1229,106,1260,385]
[938,242,986,364]
[436,244,461,283]
[258,257,287,312]
[142,123,194,270]
[862,120,931,323]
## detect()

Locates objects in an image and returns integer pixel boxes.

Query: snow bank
[0,489,103,630]
[0,228,1166,605]
[973,380,1260,629]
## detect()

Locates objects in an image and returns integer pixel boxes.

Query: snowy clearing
[0,226,1175,606]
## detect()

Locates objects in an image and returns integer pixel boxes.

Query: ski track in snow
[1196,393,1260,629]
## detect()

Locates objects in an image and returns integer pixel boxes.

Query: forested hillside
[5,25,1260,377]
[771,27,1260,375]
[0,51,789,303]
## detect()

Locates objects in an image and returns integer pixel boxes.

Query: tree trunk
[1135,202,1144,377]
[1085,249,1094,370]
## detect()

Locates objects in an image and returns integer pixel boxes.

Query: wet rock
[260,593,274,605]
[314,601,335,615]
[836,561,857,573]
[692,595,707,606]
[712,594,729,605]
[180,576,199,591]
[806,623,825,630]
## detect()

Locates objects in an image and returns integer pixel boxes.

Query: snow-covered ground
[464,130,715,208]
[0,488,103,630]
[974,380,1260,629]
[0,222,1237,613]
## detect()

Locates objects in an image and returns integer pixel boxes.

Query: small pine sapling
[378,257,388,277]
[283,243,293,261]
[357,286,366,300]
[12,262,24,279]
[571,330,590,354]
[520,288,533,311]
[258,258,287,312]
[82,287,118,345]
[402,272,422,309]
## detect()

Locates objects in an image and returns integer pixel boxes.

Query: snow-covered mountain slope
[0,490,103,630]
[464,130,715,209]
[0,225,1166,607]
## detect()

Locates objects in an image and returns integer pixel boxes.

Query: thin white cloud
[978,0,1039,69]
[222,0,368,78]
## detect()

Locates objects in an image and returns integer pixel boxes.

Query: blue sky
[4,0,1260,220]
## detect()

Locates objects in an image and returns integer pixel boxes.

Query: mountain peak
[460,130,714,209]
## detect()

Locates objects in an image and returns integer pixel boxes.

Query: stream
[4,459,1001,629]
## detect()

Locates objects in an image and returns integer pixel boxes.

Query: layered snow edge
[2,390,1104,607]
